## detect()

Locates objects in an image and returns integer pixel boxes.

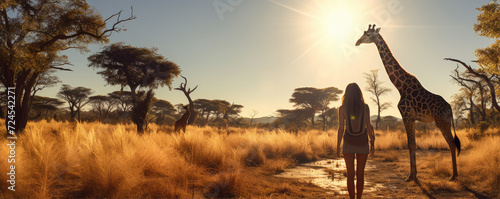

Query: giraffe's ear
[375,27,381,33]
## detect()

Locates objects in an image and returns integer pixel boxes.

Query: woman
[337,83,375,199]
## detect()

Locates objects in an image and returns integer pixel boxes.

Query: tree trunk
[322,110,327,131]
[0,104,4,119]
[70,108,76,121]
[376,115,381,130]
[469,97,475,125]
[187,100,197,125]
[131,89,154,133]
[9,70,39,134]
[77,107,81,122]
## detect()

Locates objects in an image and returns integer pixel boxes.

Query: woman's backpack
[344,106,368,146]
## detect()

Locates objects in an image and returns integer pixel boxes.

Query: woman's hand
[369,144,375,157]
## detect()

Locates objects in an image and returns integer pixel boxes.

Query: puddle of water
[275,159,385,195]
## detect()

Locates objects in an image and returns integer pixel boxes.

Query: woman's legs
[356,154,368,199]
[343,153,356,199]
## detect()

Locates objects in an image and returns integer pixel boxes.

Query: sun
[324,9,355,42]
[269,0,366,65]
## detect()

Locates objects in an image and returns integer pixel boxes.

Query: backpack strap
[347,104,365,136]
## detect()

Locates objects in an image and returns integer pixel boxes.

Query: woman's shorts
[343,140,369,154]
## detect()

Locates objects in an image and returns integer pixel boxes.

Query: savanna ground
[0,120,498,198]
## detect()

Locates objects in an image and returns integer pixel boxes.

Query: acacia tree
[30,69,61,108]
[275,109,311,133]
[194,99,215,124]
[289,87,342,128]
[223,103,244,122]
[57,85,93,122]
[150,99,176,125]
[88,43,181,132]
[363,69,392,130]
[109,90,133,121]
[89,95,117,122]
[0,1,134,133]
[30,96,64,120]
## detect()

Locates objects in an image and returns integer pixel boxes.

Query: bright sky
[39,0,492,118]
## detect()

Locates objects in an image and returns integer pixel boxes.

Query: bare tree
[248,109,259,126]
[445,58,500,113]
[175,75,198,124]
[363,69,392,130]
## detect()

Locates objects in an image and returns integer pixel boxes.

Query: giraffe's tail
[452,115,461,156]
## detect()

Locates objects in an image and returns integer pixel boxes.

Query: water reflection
[275,159,385,195]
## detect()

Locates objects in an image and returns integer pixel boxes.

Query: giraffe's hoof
[449,175,458,181]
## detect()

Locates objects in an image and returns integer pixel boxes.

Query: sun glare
[269,0,366,68]
[324,9,355,42]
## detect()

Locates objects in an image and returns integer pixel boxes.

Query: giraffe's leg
[435,118,458,181]
[403,118,417,182]
[399,101,417,182]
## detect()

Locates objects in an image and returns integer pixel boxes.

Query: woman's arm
[364,104,375,141]
[337,106,345,157]
[364,104,375,156]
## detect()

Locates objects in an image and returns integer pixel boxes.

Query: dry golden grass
[455,135,500,196]
[0,120,497,198]
[375,150,400,162]
[0,120,340,198]
[374,128,472,151]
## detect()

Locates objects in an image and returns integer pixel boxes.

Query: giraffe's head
[355,24,381,46]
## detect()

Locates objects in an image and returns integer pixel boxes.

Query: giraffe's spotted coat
[356,25,460,181]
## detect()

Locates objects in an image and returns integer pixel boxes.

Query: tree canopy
[0,0,134,132]
[289,87,342,126]
[57,84,93,121]
[88,43,181,101]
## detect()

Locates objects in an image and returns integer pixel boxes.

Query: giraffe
[355,24,461,182]
[174,105,191,133]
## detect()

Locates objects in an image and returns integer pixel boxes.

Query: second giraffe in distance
[355,24,461,182]
[174,105,191,133]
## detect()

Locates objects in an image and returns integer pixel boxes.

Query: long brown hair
[342,83,365,120]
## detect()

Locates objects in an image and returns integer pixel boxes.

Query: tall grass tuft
[457,136,500,197]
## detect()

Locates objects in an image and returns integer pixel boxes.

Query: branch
[38,8,136,50]
[175,75,198,94]
[49,66,72,71]
[445,58,500,113]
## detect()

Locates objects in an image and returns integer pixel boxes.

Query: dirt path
[276,150,491,199]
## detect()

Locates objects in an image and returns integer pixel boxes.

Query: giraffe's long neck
[373,34,421,94]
